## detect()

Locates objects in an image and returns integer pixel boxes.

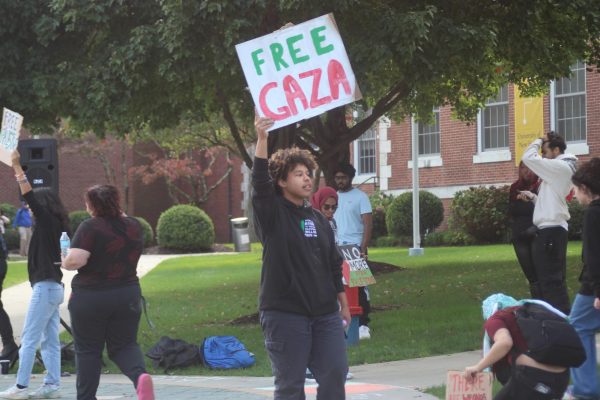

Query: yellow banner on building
[514,85,544,165]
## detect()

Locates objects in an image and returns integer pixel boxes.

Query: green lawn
[4,261,28,288]
[59,242,584,377]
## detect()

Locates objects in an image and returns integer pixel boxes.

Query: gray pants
[260,310,347,400]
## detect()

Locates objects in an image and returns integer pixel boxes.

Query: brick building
[350,63,599,226]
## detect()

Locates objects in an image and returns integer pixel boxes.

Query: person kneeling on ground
[464,294,571,400]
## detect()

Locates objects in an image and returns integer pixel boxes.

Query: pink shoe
[136,373,155,400]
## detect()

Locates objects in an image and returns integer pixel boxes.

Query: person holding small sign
[464,294,570,400]
[253,116,349,400]
[333,163,373,340]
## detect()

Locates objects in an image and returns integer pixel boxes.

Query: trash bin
[344,285,363,347]
[230,217,251,252]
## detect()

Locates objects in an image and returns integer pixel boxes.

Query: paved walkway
[2,254,480,399]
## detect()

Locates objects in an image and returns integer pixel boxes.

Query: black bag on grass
[514,302,585,367]
[146,336,201,372]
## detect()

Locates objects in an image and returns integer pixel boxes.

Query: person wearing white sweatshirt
[521,132,577,314]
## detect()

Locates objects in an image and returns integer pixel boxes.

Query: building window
[481,85,509,151]
[417,107,440,156]
[355,128,376,175]
[554,61,586,143]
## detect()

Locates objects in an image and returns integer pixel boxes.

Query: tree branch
[217,88,253,169]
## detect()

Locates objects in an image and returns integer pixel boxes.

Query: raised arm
[11,150,32,196]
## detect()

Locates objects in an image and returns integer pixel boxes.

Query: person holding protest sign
[253,116,349,400]
[464,294,571,400]
[562,158,600,400]
[333,163,373,339]
[509,162,541,298]
[0,150,67,399]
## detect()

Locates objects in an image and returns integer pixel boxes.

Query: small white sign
[0,108,23,166]
[240,234,250,244]
[236,13,361,131]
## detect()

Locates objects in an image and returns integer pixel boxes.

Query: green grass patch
[5,261,28,288]
[60,242,585,376]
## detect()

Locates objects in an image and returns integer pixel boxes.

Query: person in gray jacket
[521,131,577,314]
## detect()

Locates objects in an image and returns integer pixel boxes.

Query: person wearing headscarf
[310,187,339,241]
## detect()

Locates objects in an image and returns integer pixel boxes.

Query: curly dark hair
[268,147,316,195]
[543,131,566,153]
[572,157,600,196]
[85,184,122,218]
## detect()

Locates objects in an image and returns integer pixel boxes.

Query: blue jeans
[260,310,347,400]
[17,280,64,387]
[569,294,600,399]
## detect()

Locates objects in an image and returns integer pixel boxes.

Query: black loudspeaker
[17,139,59,194]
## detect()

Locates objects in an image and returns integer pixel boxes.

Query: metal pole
[409,123,424,256]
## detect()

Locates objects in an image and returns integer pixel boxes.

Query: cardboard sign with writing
[0,108,23,166]
[235,13,361,131]
[445,371,493,400]
[339,244,375,287]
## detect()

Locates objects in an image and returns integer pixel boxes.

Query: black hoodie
[578,199,600,297]
[252,157,344,316]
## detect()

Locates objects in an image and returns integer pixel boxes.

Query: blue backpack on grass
[201,336,255,369]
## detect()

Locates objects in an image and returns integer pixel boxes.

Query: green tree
[2,1,599,182]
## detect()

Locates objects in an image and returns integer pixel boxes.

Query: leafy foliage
[69,210,91,235]
[567,200,585,240]
[2,1,599,180]
[0,204,17,221]
[156,205,215,251]
[369,191,394,240]
[134,216,154,248]
[386,191,444,237]
[423,230,476,247]
[450,186,510,244]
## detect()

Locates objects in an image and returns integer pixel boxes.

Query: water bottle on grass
[60,232,70,258]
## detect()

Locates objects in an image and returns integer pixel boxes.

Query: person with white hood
[521,132,577,314]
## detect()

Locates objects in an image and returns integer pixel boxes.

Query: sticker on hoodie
[300,219,317,237]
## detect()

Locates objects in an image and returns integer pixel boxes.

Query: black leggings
[0,237,14,347]
[69,284,147,400]
[495,365,569,400]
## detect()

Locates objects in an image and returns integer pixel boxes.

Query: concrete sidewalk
[0,351,481,399]
[1,253,480,399]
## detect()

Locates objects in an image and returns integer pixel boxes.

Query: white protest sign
[0,108,23,166]
[235,13,361,131]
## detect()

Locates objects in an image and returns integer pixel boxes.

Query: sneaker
[346,372,354,380]
[359,325,371,340]
[136,373,154,400]
[28,384,61,399]
[305,370,316,383]
[0,385,28,400]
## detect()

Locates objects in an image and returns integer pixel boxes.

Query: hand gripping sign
[0,108,23,166]
[236,13,362,131]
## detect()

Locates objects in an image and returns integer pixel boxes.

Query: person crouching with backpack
[464,294,570,399]
[563,158,600,400]
[253,116,350,400]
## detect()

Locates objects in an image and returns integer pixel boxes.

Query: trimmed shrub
[0,203,17,220]
[567,200,584,240]
[423,230,476,247]
[134,217,154,247]
[385,191,444,237]
[450,186,510,243]
[374,235,412,247]
[157,205,215,251]
[69,210,91,234]
[0,203,18,251]
[369,191,394,240]
[3,229,19,251]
